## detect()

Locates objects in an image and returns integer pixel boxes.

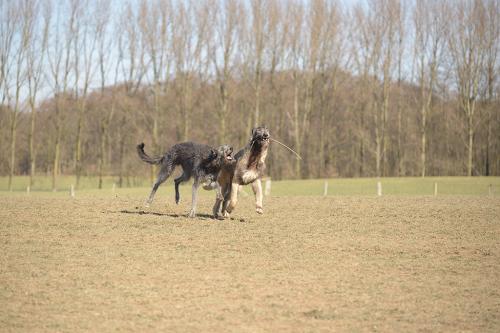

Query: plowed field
[1,192,499,332]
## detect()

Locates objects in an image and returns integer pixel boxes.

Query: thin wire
[270,138,302,160]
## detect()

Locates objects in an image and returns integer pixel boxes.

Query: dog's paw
[223,211,230,218]
[256,206,264,214]
[188,210,196,218]
[144,202,150,208]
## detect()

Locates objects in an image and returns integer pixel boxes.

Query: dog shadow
[118,209,246,222]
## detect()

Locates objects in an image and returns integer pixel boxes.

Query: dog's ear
[208,148,218,160]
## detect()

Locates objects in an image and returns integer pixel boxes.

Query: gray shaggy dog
[137,142,234,218]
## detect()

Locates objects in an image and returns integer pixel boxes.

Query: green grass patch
[0,175,499,196]
[270,177,500,196]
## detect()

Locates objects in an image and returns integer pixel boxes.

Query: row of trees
[0,0,499,190]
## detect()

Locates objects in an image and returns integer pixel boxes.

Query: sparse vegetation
[1,193,499,331]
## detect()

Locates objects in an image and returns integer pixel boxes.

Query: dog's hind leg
[145,156,176,207]
[251,179,264,214]
[174,171,191,204]
[145,168,171,207]
[188,180,200,218]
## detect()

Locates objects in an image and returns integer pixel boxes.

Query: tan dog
[207,127,270,218]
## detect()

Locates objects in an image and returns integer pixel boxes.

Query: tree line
[0,0,499,190]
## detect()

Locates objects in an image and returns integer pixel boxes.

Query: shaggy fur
[209,126,270,217]
[137,142,234,217]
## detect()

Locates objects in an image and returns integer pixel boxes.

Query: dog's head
[250,126,270,148]
[208,144,234,165]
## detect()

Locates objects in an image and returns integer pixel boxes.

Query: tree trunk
[375,129,381,178]
[485,107,491,176]
[52,101,62,191]
[254,66,261,126]
[359,101,365,177]
[151,82,161,184]
[293,74,301,178]
[98,121,106,189]
[218,83,228,145]
[28,101,36,187]
[219,113,226,145]
[467,115,473,176]
[182,76,191,141]
[8,110,18,191]
[118,125,125,188]
[319,109,325,178]
[421,106,426,177]
[74,99,87,189]
[397,103,403,176]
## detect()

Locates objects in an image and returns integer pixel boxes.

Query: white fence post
[489,184,493,196]
[27,186,30,194]
[324,181,328,196]
[70,184,75,198]
[434,182,438,196]
[264,179,271,196]
[377,181,382,196]
[112,183,116,194]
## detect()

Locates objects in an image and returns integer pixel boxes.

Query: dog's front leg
[225,182,240,214]
[213,198,222,218]
[188,180,200,218]
[251,178,264,214]
[212,183,224,218]
[220,183,231,218]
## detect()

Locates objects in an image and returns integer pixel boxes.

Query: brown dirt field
[1,193,499,332]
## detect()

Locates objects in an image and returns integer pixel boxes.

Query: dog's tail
[136,143,163,165]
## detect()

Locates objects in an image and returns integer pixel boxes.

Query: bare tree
[378,0,400,177]
[0,1,18,107]
[309,0,346,177]
[248,0,268,126]
[284,1,304,177]
[139,0,171,181]
[26,0,50,187]
[5,1,32,190]
[413,0,445,177]
[481,0,499,176]
[115,2,148,187]
[73,0,99,187]
[95,0,115,189]
[261,0,288,178]
[172,0,209,141]
[447,0,488,176]
[350,2,379,177]
[209,0,243,144]
[394,0,407,176]
[46,0,77,191]
[141,0,170,149]
[121,2,147,95]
